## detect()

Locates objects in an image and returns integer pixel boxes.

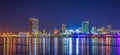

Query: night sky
[0,0,120,32]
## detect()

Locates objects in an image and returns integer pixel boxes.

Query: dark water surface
[0,37,120,55]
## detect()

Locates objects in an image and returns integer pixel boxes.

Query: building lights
[0,19,119,37]
[69,29,74,32]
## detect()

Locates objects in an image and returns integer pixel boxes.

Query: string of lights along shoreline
[0,18,120,37]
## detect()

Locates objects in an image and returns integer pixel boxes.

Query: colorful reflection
[76,38,79,55]
[0,37,119,55]
[54,37,58,55]
[69,38,72,55]
[117,37,120,55]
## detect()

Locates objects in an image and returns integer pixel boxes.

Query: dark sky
[0,0,120,32]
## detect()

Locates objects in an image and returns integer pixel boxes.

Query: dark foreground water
[0,37,120,55]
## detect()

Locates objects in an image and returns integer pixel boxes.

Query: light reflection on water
[76,38,79,55]
[0,37,120,55]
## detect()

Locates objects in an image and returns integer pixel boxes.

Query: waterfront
[0,36,120,55]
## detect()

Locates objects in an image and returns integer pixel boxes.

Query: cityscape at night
[0,0,120,55]
[0,18,120,37]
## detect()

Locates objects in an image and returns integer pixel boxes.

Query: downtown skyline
[0,17,115,33]
[0,0,120,32]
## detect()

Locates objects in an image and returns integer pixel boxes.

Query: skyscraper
[62,24,66,32]
[82,21,89,34]
[91,26,97,34]
[107,24,112,32]
[53,28,60,37]
[29,18,39,36]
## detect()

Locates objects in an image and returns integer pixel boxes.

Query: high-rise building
[107,24,112,32]
[91,26,97,34]
[82,21,89,34]
[53,28,60,37]
[62,24,66,32]
[29,18,39,36]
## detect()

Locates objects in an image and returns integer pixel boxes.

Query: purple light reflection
[116,37,120,55]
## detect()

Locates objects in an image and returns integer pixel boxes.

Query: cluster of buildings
[0,18,120,37]
[29,18,120,37]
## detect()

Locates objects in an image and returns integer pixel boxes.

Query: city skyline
[0,17,117,33]
[0,17,115,32]
[0,0,120,32]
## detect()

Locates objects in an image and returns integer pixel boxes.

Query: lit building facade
[107,25,112,32]
[91,26,97,34]
[29,18,39,36]
[62,24,66,32]
[82,21,89,34]
[97,27,105,34]
[53,28,60,37]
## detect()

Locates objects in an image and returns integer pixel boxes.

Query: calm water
[0,36,120,55]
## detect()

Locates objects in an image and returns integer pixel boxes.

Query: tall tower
[91,26,97,34]
[29,18,39,36]
[82,21,89,34]
[107,24,112,32]
[62,24,66,32]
